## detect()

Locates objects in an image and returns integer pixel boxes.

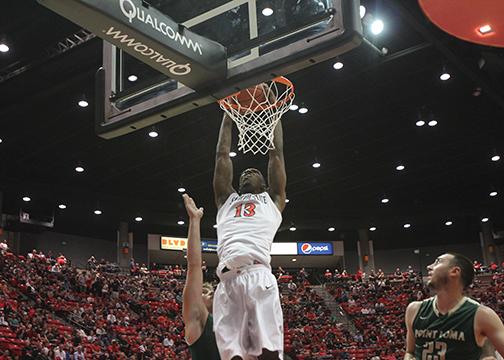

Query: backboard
[37,0,363,138]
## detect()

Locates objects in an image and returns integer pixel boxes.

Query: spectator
[474,260,482,273]
[57,254,67,266]
[73,346,85,360]
[324,269,332,282]
[299,267,308,282]
[0,240,8,254]
[163,336,174,347]
[287,280,297,292]
[86,256,96,271]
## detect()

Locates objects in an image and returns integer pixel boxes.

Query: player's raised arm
[182,194,207,344]
[213,114,235,209]
[268,119,286,212]
[404,301,421,360]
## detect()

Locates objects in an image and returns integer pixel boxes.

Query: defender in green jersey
[182,194,221,360]
[404,253,504,360]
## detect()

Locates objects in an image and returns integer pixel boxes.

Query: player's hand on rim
[182,194,204,219]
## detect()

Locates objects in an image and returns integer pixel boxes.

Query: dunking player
[181,194,220,360]
[212,112,286,360]
[404,253,504,359]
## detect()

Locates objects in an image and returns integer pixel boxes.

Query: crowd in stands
[275,268,356,360]
[0,238,503,359]
[327,267,424,359]
[0,244,190,359]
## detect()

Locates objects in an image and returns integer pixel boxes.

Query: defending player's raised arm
[476,305,504,357]
[268,119,287,212]
[404,301,421,360]
[182,194,207,341]
[213,114,235,209]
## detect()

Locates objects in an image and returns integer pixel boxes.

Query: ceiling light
[292,258,297,262]
[416,120,425,127]
[289,104,299,111]
[312,162,321,168]
[298,107,308,114]
[289,226,296,232]
[491,155,500,162]
[403,223,411,229]
[213,224,218,229]
[445,221,453,226]
[78,100,89,108]
[428,120,438,127]
[328,227,335,232]
[396,165,405,171]
[439,72,451,81]
[490,191,498,197]
[481,217,489,223]
[177,187,186,193]
[371,19,384,35]
[262,7,274,16]
[478,24,493,35]
[229,151,237,157]
[148,130,159,138]
[22,196,31,202]
[128,75,138,82]
[177,220,185,225]
[285,198,290,203]
[333,61,344,70]
[381,198,389,204]
[0,44,9,53]
[369,227,377,232]
[94,209,102,215]
[135,216,143,222]
[359,5,366,19]
[58,204,67,210]
[0,139,3,144]
[75,166,85,173]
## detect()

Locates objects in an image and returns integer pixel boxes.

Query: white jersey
[216,192,282,269]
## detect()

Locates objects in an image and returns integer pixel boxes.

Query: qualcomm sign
[119,0,203,56]
[298,242,333,256]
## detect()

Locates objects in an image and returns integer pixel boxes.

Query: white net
[219,77,295,155]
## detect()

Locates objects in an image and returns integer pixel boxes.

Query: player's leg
[245,267,284,360]
[213,275,249,360]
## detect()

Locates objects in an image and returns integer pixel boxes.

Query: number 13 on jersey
[234,203,256,217]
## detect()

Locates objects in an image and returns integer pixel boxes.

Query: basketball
[236,84,268,108]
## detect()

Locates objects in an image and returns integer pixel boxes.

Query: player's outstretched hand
[182,194,204,220]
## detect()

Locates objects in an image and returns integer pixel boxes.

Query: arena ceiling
[0,0,503,250]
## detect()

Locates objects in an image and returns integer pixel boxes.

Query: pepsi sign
[297,242,333,255]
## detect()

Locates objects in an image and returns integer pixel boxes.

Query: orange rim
[219,76,295,112]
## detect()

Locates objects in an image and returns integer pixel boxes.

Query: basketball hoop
[219,77,295,155]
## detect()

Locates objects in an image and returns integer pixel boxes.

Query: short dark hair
[447,253,474,289]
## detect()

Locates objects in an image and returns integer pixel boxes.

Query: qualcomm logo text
[119,0,203,56]
[103,27,192,76]
[300,243,330,255]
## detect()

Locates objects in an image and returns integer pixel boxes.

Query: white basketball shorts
[213,264,284,360]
